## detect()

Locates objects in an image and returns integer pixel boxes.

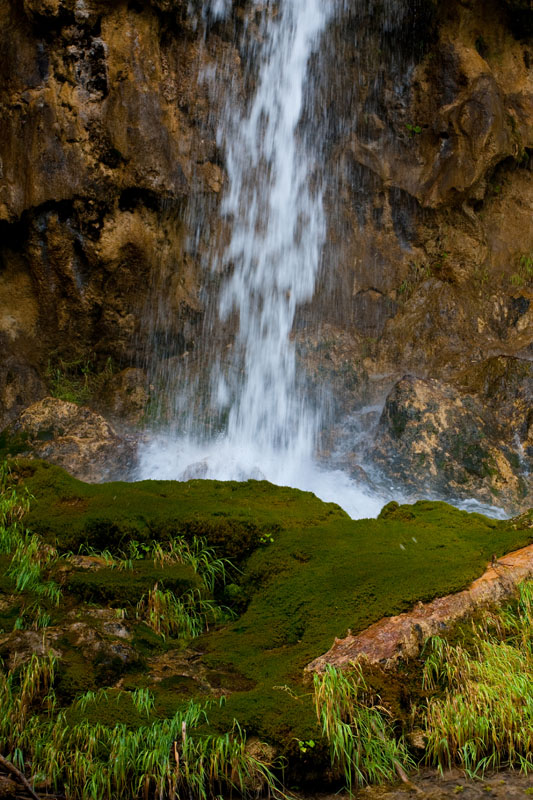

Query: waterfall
[139,0,386,518]
[215,0,327,462]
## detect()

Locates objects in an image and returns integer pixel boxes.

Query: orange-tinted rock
[3,396,137,481]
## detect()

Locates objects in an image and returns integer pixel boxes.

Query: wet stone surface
[311,769,533,799]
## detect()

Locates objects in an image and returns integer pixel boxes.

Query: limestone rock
[98,368,150,425]
[370,372,532,512]
[2,396,137,482]
[0,359,46,430]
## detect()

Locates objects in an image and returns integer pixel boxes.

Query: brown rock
[98,368,149,425]
[2,396,137,482]
[370,373,532,513]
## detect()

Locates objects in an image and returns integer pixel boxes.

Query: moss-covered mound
[2,459,533,792]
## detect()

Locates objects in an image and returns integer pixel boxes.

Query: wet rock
[0,629,63,669]
[370,374,531,512]
[0,612,137,676]
[0,359,46,431]
[1,396,137,482]
[98,368,150,425]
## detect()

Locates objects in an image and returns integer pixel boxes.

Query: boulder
[1,396,137,482]
[371,372,532,512]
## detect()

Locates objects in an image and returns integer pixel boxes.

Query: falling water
[138,0,387,517]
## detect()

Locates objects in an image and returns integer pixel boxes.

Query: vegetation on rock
[0,459,532,796]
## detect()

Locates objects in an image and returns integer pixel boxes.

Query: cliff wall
[1,0,533,507]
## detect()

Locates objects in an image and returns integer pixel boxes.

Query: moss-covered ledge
[2,459,533,794]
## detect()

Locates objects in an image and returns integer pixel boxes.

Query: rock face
[0,0,224,425]
[370,358,533,512]
[2,396,137,481]
[0,0,533,499]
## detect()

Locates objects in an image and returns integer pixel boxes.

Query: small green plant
[73,688,110,713]
[397,261,434,300]
[131,688,155,717]
[6,533,62,604]
[136,585,232,640]
[0,468,62,606]
[150,535,232,593]
[422,581,533,777]
[46,356,114,406]
[295,738,315,754]
[510,254,533,287]
[406,123,422,135]
[14,603,51,631]
[314,663,414,789]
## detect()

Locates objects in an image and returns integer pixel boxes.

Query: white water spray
[139,0,387,518]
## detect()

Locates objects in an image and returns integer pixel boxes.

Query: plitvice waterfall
[139,1,417,518]
[1,0,533,796]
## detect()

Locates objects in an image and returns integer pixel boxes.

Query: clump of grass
[150,536,232,593]
[79,536,233,594]
[0,656,281,800]
[0,463,31,553]
[313,663,414,790]
[6,532,62,605]
[0,652,57,753]
[46,356,114,406]
[136,585,232,640]
[131,687,155,717]
[422,581,533,778]
[73,688,110,713]
[14,603,52,631]
[0,466,62,611]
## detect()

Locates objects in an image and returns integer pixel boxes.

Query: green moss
[18,460,324,557]
[67,561,200,608]
[0,430,31,459]
[65,688,154,729]
[8,461,533,757]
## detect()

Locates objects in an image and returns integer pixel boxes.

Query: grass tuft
[136,585,233,640]
[422,581,533,778]
[0,655,283,800]
[313,663,414,790]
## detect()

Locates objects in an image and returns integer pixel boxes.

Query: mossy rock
[17,459,321,558]
[8,460,533,758]
[66,561,200,608]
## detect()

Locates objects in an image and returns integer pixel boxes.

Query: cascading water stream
[138,0,512,521]
[139,0,388,517]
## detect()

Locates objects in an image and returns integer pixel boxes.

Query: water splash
[139,0,387,519]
